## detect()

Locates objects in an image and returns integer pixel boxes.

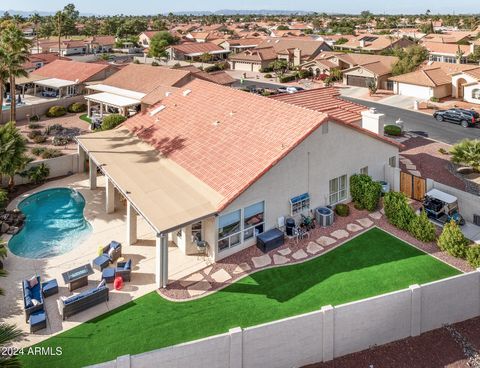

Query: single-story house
[334,34,414,54]
[76,79,400,288]
[22,53,70,73]
[422,42,475,64]
[31,37,116,56]
[83,36,115,54]
[451,68,480,103]
[229,47,278,72]
[218,38,262,54]
[166,42,230,61]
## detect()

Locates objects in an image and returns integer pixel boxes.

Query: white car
[285,86,305,94]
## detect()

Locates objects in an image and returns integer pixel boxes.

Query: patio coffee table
[62,264,94,291]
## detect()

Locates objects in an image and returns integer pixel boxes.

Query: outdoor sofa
[92,241,122,271]
[22,276,44,323]
[57,285,109,320]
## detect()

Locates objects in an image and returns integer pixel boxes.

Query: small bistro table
[62,264,94,291]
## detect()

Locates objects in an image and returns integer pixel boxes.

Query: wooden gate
[400,172,426,201]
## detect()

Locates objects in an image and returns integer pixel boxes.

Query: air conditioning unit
[474,214,480,226]
[315,207,334,227]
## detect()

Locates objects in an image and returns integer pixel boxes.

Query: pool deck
[1,174,210,347]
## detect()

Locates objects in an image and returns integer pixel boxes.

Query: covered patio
[76,127,224,288]
[84,84,145,118]
[33,78,79,98]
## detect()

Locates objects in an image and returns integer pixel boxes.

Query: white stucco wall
[452,73,479,98]
[397,83,433,100]
[213,120,399,261]
[463,83,480,104]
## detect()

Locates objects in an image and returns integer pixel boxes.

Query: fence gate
[400,172,426,201]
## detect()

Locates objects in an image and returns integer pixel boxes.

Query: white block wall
[88,270,480,368]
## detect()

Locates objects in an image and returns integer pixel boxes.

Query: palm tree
[55,11,66,59]
[0,25,31,122]
[0,323,24,367]
[0,121,29,190]
[0,49,8,125]
[29,12,42,54]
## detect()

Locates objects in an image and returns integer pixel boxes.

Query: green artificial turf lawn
[21,228,460,367]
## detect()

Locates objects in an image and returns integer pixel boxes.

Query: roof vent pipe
[183,89,192,96]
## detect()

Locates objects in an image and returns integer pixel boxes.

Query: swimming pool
[8,188,92,258]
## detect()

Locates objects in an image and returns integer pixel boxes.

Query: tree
[391,45,429,76]
[335,37,349,45]
[409,210,437,242]
[0,25,31,122]
[276,25,289,30]
[0,121,29,190]
[450,139,480,171]
[62,3,80,37]
[384,191,415,231]
[83,17,100,36]
[0,49,8,124]
[367,78,378,95]
[438,220,470,258]
[269,59,289,76]
[199,52,213,65]
[456,45,465,64]
[0,323,24,367]
[148,31,177,59]
[55,11,66,58]
[29,12,42,53]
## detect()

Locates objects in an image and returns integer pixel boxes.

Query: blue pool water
[8,188,92,258]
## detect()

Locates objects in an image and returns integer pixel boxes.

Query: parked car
[422,189,465,225]
[278,86,305,94]
[433,108,480,128]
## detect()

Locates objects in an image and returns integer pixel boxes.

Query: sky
[0,0,476,15]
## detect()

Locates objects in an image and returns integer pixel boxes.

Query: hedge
[46,105,67,118]
[101,114,127,131]
[349,174,382,211]
[467,246,480,268]
[278,74,296,83]
[384,125,402,136]
[437,220,470,258]
[409,210,436,242]
[383,192,415,230]
[67,102,87,113]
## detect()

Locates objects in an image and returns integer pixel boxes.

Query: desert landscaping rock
[331,229,349,239]
[232,262,252,274]
[187,281,212,297]
[211,269,232,283]
[252,254,272,268]
[273,254,289,265]
[179,272,204,287]
[357,218,374,228]
[316,236,336,246]
[277,248,292,256]
[346,223,363,232]
[292,249,308,260]
[369,211,382,220]
[306,242,324,254]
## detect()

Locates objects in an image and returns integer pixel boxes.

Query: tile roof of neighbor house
[225,38,263,46]
[422,31,473,44]
[389,68,452,87]
[338,34,409,51]
[31,59,110,82]
[176,65,236,85]
[315,52,398,68]
[421,41,473,56]
[170,42,224,54]
[121,79,399,210]
[258,37,328,57]
[269,87,367,124]
[23,52,70,69]
[229,46,278,62]
[83,35,115,44]
[100,64,192,93]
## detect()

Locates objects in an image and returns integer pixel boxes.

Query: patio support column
[87,99,91,117]
[105,177,115,214]
[100,102,104,117]
[89,157,97,190]
[78,145,86,173]
[126,201,137,245]
[33,84,37,96]
[155,234,168,288]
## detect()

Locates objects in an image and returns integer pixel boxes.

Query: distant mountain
[173,9,313,16]
[0,9,95,17]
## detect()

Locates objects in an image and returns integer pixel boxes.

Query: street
[232,79,480,145]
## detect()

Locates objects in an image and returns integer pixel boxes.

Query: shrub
[67,102,87,113]
[350,174,382,211]
[46,105,67,118]
[335,203,350,217]
[151,61,159,66]
[29,114,40,122]
[264,73,273,79]
[467,246,480,268]
[100,114,127,131]
[31,147,46,156]
[430,97,440,102]
[259,66,273,73]
[383,192,415,230]
[296,69,312,79]
[32,135,47,144]
[41,148,62,159]
[278,74,296,83]
[27,130,42,140]
[318,73,328,81]
[384,125,402,136]
[437,220,470,258]
[133,59,140,64]
[25,163,50,184]
[28,123,41,129]
[438,147,449,155]
[409,210,437,242]
[52,136,70,146]
[450,139,480,172]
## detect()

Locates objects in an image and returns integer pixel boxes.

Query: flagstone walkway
[159,202,473,301]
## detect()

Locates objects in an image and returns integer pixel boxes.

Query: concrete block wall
[88,270,480,368]
[1,153,79,188]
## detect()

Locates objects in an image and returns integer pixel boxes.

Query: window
[243,202,265,240]
[360,166,368,175]
[218,210,241,251]
[290,193,310,216]
[191,221,202,242]
[389,156,397,168]
[472,89,480,100]
[329,175,347,205]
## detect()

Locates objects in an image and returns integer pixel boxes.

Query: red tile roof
[122,80,398,210]
[31,59,110,82]
[270,87,366,124]
[170,42,224,54]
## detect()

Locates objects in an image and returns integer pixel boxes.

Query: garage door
[347,75,374,88]
[233,62,253,72]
